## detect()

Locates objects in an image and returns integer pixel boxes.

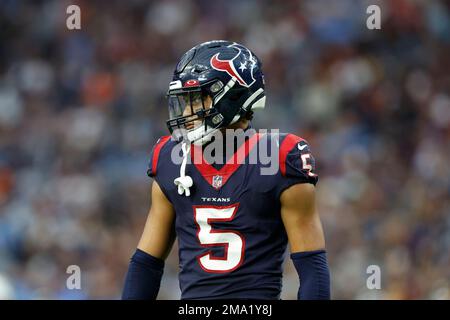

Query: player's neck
[226,119,250,131]
[201,120,252,166]
[218,119,251,146]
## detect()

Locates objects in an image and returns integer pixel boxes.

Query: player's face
[182,92,213,130]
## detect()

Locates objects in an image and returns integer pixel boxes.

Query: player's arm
[277,134,330,300]
[280,182,330,300]
[122,181,176,300]
[137,181,176,259]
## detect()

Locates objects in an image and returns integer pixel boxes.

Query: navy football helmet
[166,40,266,145]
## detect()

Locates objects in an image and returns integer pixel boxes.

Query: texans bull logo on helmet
[210,43,258,88]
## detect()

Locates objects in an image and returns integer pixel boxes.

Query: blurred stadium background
[0,0,449,299]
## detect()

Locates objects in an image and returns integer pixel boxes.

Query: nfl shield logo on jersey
[212,175,223,189]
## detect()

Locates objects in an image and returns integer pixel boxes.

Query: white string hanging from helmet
[173,142,193,196]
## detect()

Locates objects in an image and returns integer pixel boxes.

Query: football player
[122,40,330,300]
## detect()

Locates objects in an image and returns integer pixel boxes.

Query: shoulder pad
[147,136,171,177]
[278,133,318,185]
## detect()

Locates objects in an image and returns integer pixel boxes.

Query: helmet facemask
[166,85,223,145]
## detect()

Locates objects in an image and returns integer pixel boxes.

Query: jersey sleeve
[276,134,319,197]
[146,136,171,178]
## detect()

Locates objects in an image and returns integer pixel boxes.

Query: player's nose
[183,103,203,130]
[183,108,195,130]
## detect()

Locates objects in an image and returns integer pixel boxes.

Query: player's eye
[182,93,202,106]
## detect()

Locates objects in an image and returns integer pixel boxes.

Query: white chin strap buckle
[174,142,193,196]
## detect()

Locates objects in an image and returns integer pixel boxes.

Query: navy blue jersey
[147,131,318,299]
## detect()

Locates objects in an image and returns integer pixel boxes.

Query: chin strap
[174,142,193,196]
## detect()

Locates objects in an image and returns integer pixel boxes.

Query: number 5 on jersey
[194,204,245,273]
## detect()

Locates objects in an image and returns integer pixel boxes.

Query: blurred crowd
[0,0,449,299]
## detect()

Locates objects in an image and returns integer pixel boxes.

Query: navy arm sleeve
[122,249,164,300]
[291,250,331,300]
